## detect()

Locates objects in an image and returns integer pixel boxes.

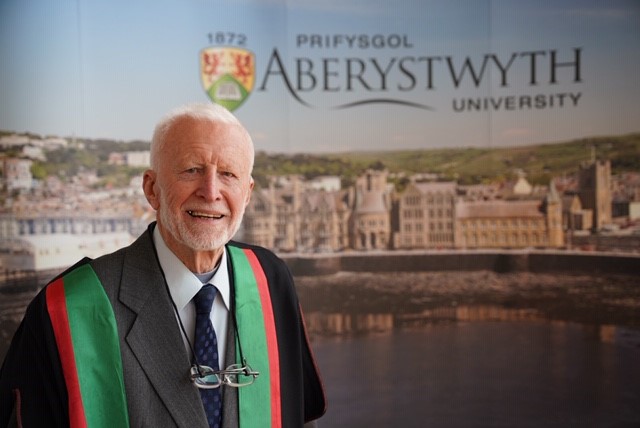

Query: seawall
[281,250,640,276]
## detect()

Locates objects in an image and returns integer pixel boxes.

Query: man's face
[144,117,254,259]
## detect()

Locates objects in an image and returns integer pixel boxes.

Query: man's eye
[184,168,199,174]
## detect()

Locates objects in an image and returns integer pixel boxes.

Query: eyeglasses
[190,361,260,389]
[149,228,261,392]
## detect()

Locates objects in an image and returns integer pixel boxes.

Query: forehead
[165,116,241,145]
[162,117,252,163]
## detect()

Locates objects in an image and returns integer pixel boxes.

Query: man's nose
[196,170,221,200]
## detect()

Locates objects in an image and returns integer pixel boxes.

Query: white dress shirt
[152,227,231,368]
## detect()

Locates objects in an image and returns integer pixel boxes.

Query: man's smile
[187,210,224,219]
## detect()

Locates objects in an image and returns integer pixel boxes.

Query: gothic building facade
[241,169,566,253]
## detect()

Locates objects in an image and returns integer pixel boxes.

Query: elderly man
[0,103,326,427]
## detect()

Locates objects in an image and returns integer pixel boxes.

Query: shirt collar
[152,226,231,312]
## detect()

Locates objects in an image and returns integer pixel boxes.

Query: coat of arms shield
[200,47,255,111]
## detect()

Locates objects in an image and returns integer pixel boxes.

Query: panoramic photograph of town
[1,130,639,426]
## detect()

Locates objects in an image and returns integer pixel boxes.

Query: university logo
[200,46,255,111]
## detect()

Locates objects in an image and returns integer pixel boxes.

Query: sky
[0,0,639,154]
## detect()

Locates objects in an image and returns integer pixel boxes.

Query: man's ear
[143,170,160,210]
[244,177,255,208]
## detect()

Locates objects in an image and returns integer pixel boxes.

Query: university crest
[200,47,255,111]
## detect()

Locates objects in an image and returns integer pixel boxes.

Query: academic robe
[0,223,326,427]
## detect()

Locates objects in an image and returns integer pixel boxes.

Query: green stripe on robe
[229,246,274,427]
[63,264,129,427]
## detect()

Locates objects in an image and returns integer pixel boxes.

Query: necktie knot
[194,284,216,315]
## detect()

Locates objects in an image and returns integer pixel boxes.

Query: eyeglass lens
[190,364,259,389]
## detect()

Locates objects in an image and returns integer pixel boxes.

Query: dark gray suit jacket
[91,230,235,426]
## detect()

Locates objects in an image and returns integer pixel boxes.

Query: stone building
[270,176,303,252]
[394,181,456,249]
[299,190,350,252]
[242,175,350,253]
[454,182,563,249]
[542,182,565,247]
[455,201,563,249]
[349,170,392,250]
[241,186,276,249]
[578,159,612,230]
[561,193,593,231]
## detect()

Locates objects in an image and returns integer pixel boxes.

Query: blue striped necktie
[193,284,222,428]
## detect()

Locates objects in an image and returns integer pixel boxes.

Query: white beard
[158,202,245,251]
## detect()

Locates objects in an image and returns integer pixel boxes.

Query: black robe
[1,224,326,427]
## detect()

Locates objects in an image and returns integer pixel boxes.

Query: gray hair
[150,103,254,171]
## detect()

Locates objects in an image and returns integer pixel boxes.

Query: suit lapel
[118,231,208,427]
[222,317,238,427]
